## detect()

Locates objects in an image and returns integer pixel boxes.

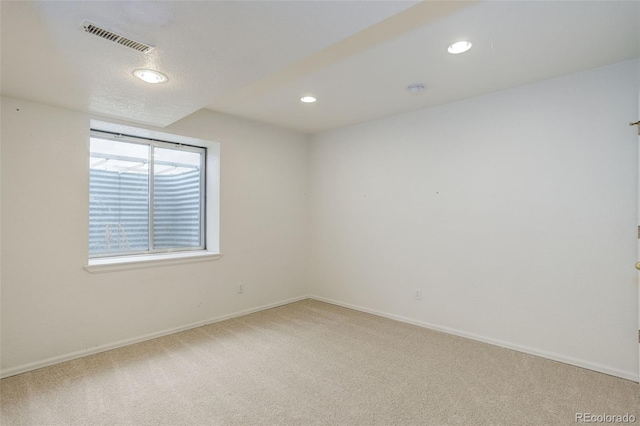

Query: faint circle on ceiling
[407,84,425,94]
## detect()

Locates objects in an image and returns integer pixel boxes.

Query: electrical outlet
[237,283,244,294]
[414,289,422,300]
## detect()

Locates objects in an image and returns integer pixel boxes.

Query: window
[89,130,206,258]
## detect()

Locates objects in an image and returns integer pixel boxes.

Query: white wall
[2,60,639,381]
[309,60,640,380]
[0,98,309,375]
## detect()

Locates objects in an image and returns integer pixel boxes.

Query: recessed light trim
[300,96,317,103]
[133,69,168,84]
[447,41,472,54]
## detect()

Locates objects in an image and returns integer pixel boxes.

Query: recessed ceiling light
[407,84,425,94]
[300,96,317,103]
[447,41,472,54]
[133,69,168,84]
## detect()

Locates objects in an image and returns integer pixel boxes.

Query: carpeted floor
[1,299,638,425]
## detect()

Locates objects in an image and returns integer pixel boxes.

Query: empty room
[1,1,639,425]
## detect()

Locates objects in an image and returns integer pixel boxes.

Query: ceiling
[2,1,639,134]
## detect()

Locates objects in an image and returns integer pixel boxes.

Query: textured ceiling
[1,1,639,133]
[0,0,418,127]
[212,1,640,133]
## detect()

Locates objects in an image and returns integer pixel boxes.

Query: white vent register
[82,21,154,53]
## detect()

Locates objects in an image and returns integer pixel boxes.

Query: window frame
[89,129,207,259]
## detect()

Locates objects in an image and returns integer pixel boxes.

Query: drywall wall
[309,60,640,380]
[0,98,309,375]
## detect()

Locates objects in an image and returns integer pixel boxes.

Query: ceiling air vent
[82,21,154,53]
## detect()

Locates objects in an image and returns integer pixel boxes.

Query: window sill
[84,251,223,273]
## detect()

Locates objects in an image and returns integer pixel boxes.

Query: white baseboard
[0,295,310,379]
[4,294,637,383]
[309,295,639,383]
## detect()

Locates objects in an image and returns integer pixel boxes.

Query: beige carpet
[1,299,638,425]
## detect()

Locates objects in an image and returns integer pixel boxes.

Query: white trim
[0,295,310,379]
[309,295,640,383]
[84,251,223,273]
[5,294,636,382]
